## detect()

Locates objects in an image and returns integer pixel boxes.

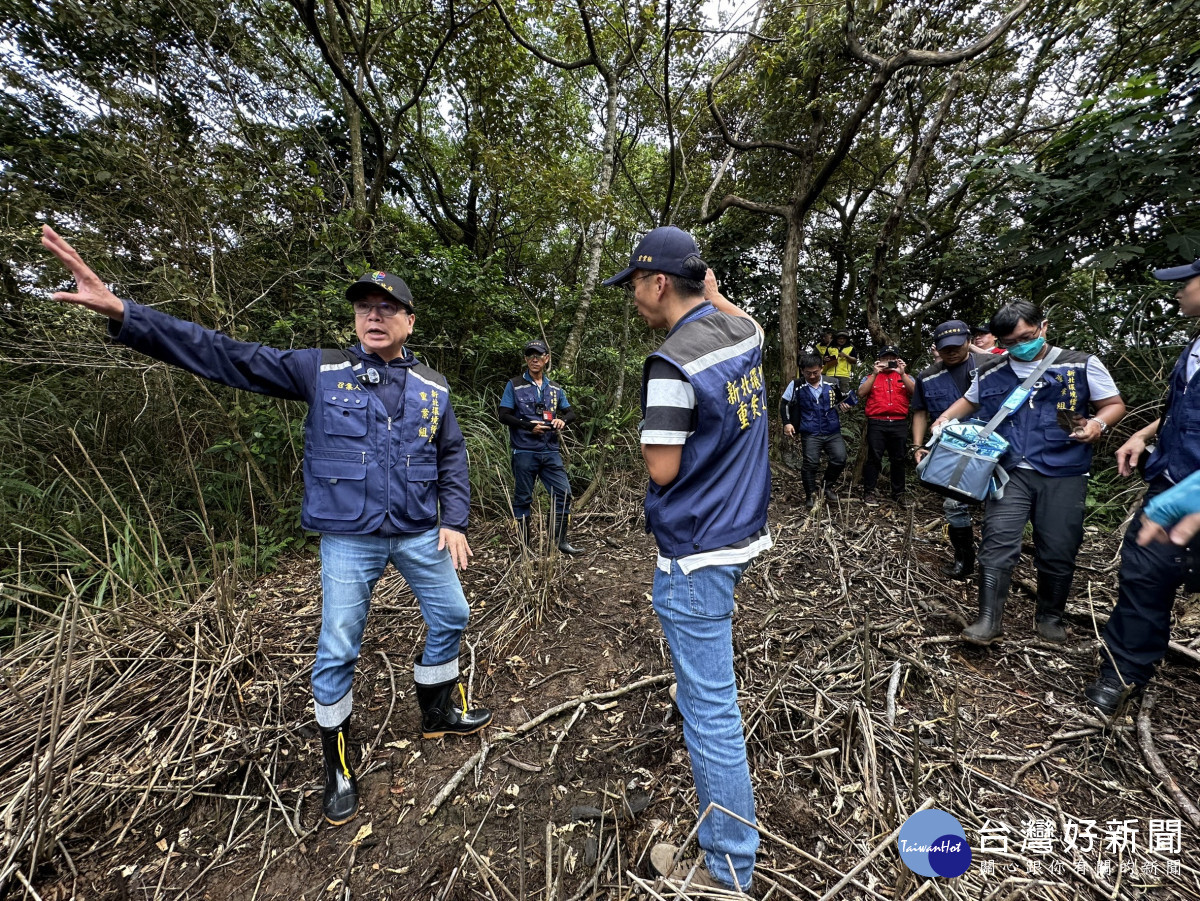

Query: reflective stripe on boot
[318,717,359,825]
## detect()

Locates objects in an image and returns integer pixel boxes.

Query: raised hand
[41,225,125,321]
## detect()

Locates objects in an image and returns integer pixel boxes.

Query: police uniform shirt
[964,353,1120,469]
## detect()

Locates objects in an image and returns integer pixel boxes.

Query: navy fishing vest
[301,349,450,533]
[641,303,771,557]
[506,375,568,452]
[784,378,846,435]
[916,354,984,419]
[1144,339,1200,483]
[973,349,1094,477]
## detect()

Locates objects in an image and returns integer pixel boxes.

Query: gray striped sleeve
[642,360,695,445]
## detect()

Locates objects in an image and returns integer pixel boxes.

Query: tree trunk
[323,0,367,225]
[559,76,620,376]
[779,212,805,382]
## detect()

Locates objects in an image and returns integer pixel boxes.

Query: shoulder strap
[978,347,1061,439]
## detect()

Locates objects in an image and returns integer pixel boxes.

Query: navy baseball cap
[524,339,549,355]
[346,270,414,311]
[934,320,971,349]
[602,226,705,286]
[876,345,900,358]
[1154,259,1200,281]
[970,323,992,335]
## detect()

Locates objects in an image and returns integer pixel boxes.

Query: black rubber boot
[801,469,818,507]
[1035,571,1072,643]
[415,680,493,739]
[318,717,359,825]
[822,465,844,503]
[946,526,976,581]
[961,568,1011,645]
[515,516,531,550]
[554,512,582,556]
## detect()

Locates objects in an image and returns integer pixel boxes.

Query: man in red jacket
[858,345,915,505]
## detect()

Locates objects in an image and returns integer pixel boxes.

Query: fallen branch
[1136,694,1200,830]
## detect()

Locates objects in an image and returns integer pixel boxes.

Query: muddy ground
[10,479,1200,900]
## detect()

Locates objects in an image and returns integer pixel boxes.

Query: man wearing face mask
[912,321,989,579]
[933,302,1126,645]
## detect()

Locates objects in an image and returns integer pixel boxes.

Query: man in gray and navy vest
[498,339,581,555]
[912,320,989,579]
[603,227,770,894]
[40,227,492,831]
[1085,258,1200,714]
[934,301,1125,647]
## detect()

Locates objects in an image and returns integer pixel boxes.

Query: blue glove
[1144,469,1200,527]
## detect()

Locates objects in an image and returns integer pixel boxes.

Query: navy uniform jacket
[779,378,856,435]
[1144,336,1200,484]
[109,301,470,534]
[641,303,770,558]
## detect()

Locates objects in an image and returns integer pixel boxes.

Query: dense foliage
[1,0,1197,626]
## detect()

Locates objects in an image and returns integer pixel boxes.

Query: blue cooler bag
[917,348,1061,504]
[917,421,1010,503]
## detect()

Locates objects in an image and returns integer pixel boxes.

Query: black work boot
[1035,571,1072,643]
[961,568,1011,645]
[515,516,531,550]
[318,717,359,825]
[946,526,976,581]
[553,512,582,556]
[1084,670,1143,715]
[415,680,493,738]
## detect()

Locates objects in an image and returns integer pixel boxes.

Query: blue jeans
[313,530,470,726]
[942,496,973,529]
[652,559,757,890]
[512,450,571,521]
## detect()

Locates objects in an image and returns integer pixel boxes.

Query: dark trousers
[801,432,847,496]
[979,468,1086,579]
[863,419,907,496]
[512,450,571,522]
[1102,479,1200,685]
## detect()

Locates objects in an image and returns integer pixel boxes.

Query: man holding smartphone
[498,340,581,555]
[858,346,915,505]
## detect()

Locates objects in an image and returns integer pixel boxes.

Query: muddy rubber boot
[946,526,976,581]
[318,717,359,825]
[554,513,582,556]
[1035,571,1072,643]
[416,680,492,738]
[961,568,1010,645]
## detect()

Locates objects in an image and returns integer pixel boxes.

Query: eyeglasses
[997,322,1044,348]
[621,273,658,296]
[525,352,549,359]
[352,300,409,318]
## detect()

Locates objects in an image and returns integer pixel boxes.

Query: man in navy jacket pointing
[41,226,491,829]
